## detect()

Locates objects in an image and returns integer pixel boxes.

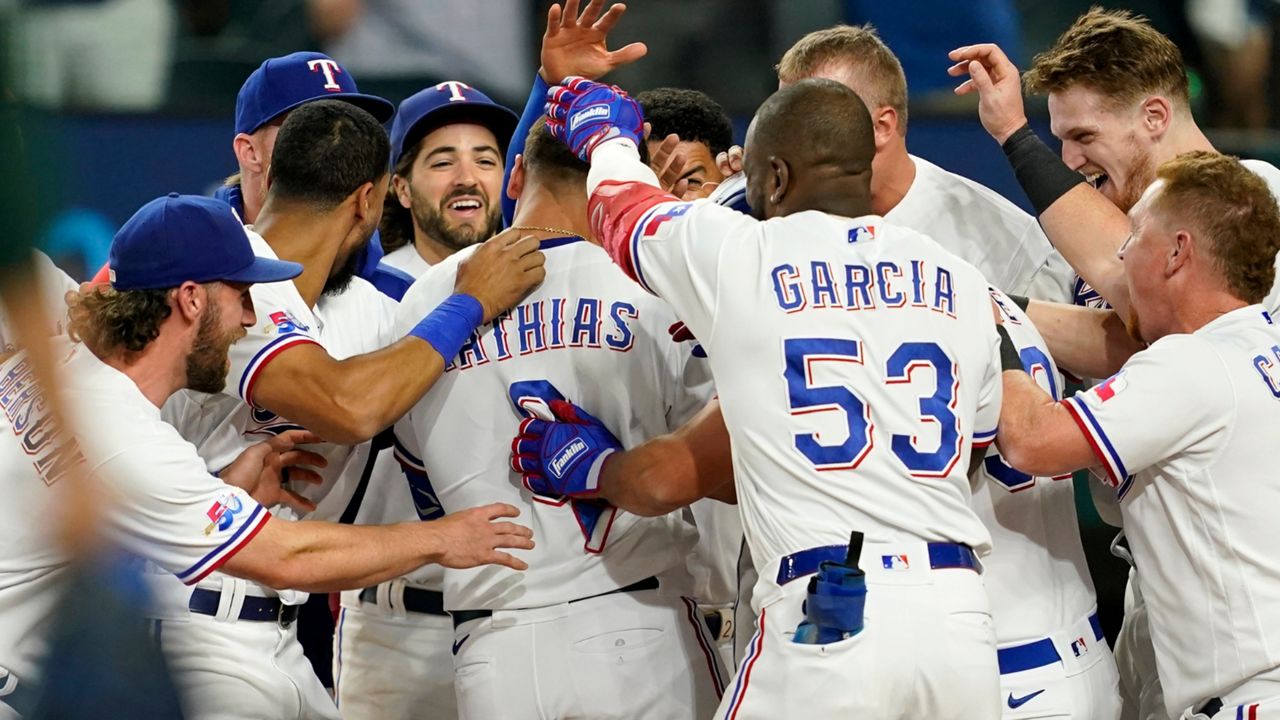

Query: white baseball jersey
[393,235,711,611]
[0,341,269,684]
[380,244,432,279]
[0,251,77,354]
[886,155,1075,304]
[1064,305,1280,716]
[589,182,1002,603]
[158,230,400,608]
[977,287,1097,643]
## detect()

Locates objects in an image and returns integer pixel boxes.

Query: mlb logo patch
[1094,371,1128,402]
[881,554,910,570]
[848,225,876,244]
[1070,636,1088,657]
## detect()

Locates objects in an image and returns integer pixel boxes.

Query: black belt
[1196,698,1224,718]
[188,588,300,627]
[358,586,448,617]
[452,576,660,629]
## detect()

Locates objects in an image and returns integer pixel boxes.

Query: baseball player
[0,194,533,720]
[994,152,1280,720]
[393,118,725,720]
[531,76,1005,718]
[373,82,517,293]
[637,87,734,197]
[777,24,1075,305]
[152,103,544,720]
[331,81,515,720]
[88,51,395,287]
[951,11,1280,718]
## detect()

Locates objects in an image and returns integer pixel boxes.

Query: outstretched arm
[948,43,1135,316]
[502,0,647,224]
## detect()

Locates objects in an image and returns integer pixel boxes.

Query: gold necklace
[508,224,584,240]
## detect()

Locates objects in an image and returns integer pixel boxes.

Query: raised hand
[544,77,644,162]
[541,0,647,83]
[947,44,1030,145]
[219,429,328,514]
[454,232,547,323]
[428,503,535,571]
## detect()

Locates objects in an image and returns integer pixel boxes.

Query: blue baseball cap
[109,194,302,291]
[389,81,519,168]
[235,52,394,135]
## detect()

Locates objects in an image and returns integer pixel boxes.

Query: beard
[1124,304,1147,344]
[186,303,243,394]
[411,185,502,253]
[323,239,364,297]
[1112,141,1156,213]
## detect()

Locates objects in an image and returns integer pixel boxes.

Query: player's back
[395,237,709,611]
[975,288,1097,643]
[689,211,1000,579]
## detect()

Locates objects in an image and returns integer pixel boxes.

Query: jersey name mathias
[769,232,959,317]
[447,295,640,371]
[0,357,85,486]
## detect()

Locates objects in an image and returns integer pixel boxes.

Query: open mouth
[447,197,484,215]
[1085,172,1110,194]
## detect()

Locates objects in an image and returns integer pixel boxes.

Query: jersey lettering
[0,359,85,486]
[442,297,641,372]
[1253,345,1280,398]
[770,260,957,317]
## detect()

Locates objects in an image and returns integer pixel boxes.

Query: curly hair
[1152,151,1280,303]
[635,88,734,156]
[67,285,174,358]
[1025,7,1190,110]
[379,139,421,255]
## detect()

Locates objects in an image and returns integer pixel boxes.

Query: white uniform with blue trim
[979,287,1121,719]
[154,229,399,720]
[331,246,456,720]
[393,234,724,720]
[0,341,270,718]
[586,144,1004,719]
[1064,306,1280,719]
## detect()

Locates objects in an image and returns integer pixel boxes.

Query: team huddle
[6,2,1280,719]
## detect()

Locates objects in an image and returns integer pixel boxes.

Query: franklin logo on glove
[570,105,611,132]
[550,438,590,478]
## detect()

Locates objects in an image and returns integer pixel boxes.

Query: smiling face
[1116,181,1174,342]
[399,122,504,253]
[1049,85,1157,213]
[645,138,725,194]
[186,281,255,394]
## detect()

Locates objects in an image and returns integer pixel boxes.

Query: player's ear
[507,154,525,201]
[769,156,790,207]
[233,133,264,175]
[1166,229,1193,277]
[351,180,379,223]
[1141,95,1172,140]
[872,106,898,150]
[392,173,413,210]
[173,281,204,324]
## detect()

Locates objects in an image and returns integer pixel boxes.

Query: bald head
[744,79,876,219]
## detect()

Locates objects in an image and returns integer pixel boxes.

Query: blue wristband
[408,293,484,362]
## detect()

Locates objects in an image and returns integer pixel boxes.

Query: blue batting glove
[510,399,621,497]
[544,76,644,163]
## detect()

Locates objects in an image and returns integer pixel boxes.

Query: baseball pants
[158,610,338,720]
[996,607,1122,719]
[333,584,456,720]
[450,581,726,719]
[1117,569,1168,720]
[719,542,1000,720]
